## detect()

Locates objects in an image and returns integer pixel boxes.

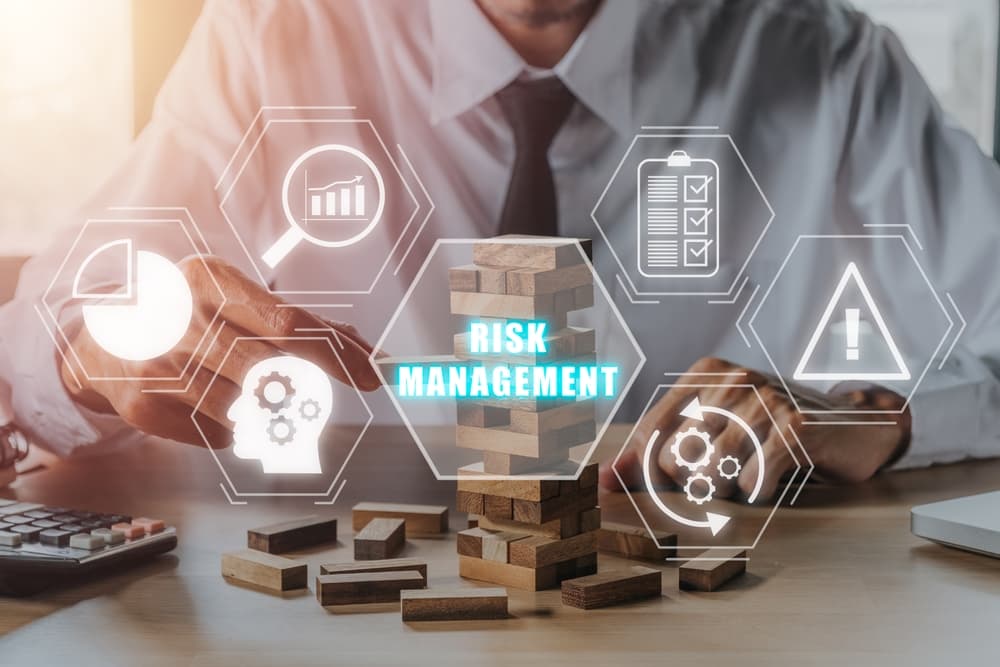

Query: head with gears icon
[228,355,333,474]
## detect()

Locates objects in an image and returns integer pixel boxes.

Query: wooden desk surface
[1,426,998,665]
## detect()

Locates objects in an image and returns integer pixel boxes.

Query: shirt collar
[430,0,638,135]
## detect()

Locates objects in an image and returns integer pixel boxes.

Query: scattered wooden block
[457,463,560,501]
[508,530,597,568]
[483,494,513,520]
[247,515,338,554]
[481,531,528,563]
[352,502,449,536]
[316,570,425,606]
[457,527,494,559]
[401,587,508,621]
[319,558,427,584]
[678,549,748,592]
[456,403,510,428]
[221,549,307,592]
[505,263,592,296]
[472,236,591,270]
[561,566,662,610]
[456,490,484,515]
[597,522,678,560]
[354,518,405,560]
[513,484,599,525]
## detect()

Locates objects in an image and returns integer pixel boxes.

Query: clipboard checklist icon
[637,150,720,278]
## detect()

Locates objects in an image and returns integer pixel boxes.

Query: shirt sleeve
[834,17,1000,468]
[0,0,260,457]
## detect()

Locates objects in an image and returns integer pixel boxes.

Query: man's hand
[60,256,381,447]
[600,357,910,500]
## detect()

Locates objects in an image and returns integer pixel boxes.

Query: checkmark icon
[684,175,713,203]
[684,239,713,268]
[684,208,713,235]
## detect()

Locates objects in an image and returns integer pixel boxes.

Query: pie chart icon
[77,240,193,362]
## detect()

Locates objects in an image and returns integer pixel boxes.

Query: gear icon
[255,371,295,412]
[266,415,296,446]
[299,398,321,422]
[717,455,742,480]
[684,473,716,505]
[670,427,715,472]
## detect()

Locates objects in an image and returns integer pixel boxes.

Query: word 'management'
[396,321,619,399]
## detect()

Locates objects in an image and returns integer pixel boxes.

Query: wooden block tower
[449,236,602,591]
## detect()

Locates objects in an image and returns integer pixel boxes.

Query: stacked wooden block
[450,236,601,591]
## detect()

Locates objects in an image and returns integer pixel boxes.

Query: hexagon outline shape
[747,233,955,416]
[611,382,803,557]
[371,237,647,481]
[39,211,227,384]
[216,111,424,297]
[191,334,373,498]
[591,131,775,297]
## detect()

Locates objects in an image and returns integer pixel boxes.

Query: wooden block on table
[508,401,594,435]
[482,531,529,563]
[679,549,748,592]
[456,421,594,458]
[221,549,307,592]
[246,515,337,554]
[478,512,581,540]
[458,554,558,591]
[483,494,513,520]
[352,502,449,536]
[561,566,662,610]
[513,484,599,525]
[597,522,677,560]
[473,236,591,270]
[401,587,508,621]
[505,263,592,296]
[508,530,597,568]
[456,490,484,515]
[456,403,510,428]
[457,462,560,501]
[354,518,405,560]
[319,558,427,584]
[316,570,425,606]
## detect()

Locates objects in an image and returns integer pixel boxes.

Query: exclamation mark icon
[845,308,860,361]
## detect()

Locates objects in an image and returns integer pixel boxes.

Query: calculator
[0,499,177,596]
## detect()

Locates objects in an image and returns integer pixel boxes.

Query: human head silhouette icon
[229,355,333,474]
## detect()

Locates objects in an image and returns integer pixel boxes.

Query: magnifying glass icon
[261,144,386,269]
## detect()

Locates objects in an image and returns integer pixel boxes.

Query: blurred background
[0,0,998,259]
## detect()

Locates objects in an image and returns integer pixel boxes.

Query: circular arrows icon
[641,397,767,536]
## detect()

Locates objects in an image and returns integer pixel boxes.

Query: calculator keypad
[0,505,166,559]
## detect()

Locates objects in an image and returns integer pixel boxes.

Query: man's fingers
[737,427,795,501]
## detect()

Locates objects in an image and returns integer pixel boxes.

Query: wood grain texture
[456,422,592,459]
[481,531,528,563]
[352,502,448,536]
[597,522,677,560]
[447,265,479,292]
[401,588,508,621]
[508,531,597,568]
[513,484,599,525]
[505,263,593,296]
[482,451,577,476]
[457,463,560,501]
[477,512,581,540]
[315,570,425,606]
[246,515,337,554]
[456,403,510,428]
[483,494,513,520]
[678,550,747,592]
[221,549,307,592]
[458,554,558,592]
[508,401,594,435]
[354,518,405,560]
[450,291,556,320]
[561,566,662,610]
[455,490,485,515]
[457,527,493,559]
[319,558,427,585]
[472,236,591,270]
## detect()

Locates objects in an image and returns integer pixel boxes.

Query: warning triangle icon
[793,262,910,382]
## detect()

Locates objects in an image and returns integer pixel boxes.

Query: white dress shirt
[1,0,999,470]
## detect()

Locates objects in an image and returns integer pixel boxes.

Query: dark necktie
[496,77,576,237]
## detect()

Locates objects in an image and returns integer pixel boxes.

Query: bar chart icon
[305,174,367,221]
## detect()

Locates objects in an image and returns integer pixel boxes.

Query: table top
[1,425,999,666]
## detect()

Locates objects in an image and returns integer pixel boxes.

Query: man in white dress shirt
[1,0,999,499]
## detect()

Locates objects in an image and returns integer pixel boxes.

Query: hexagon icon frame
[372,238,647,481]
[192,334,373,501]
[747,233,960,416]
[38,208,226,385]
[216,106,430,297]
[592,130,775,298]
[611,382,806,558]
